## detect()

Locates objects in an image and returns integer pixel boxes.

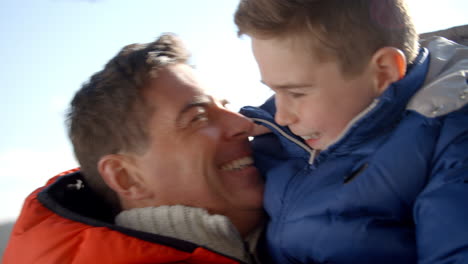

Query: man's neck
[227,209,265,238]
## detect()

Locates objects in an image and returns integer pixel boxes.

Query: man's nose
[274,96,297,126]
[221,109,254,140]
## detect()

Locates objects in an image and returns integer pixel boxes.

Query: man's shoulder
[4,170,241,264]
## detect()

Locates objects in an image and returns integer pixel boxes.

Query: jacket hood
[420,24,468,46]
[408,36,468,117]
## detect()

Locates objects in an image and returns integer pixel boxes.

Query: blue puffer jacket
[242,37,468,264]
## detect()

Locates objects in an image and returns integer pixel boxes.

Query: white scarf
[115,205,262,263]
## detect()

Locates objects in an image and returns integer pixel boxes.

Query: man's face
[132,64,264,216]
[252,37,379,150]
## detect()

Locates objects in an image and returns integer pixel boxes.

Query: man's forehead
[144,65,204,99]
[144,65,229,119]
[170,64,199,86]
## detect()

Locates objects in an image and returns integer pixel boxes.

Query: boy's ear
[98,154,152,201]
[370,47,406,95]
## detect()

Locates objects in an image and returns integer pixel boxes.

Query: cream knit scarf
[115,205,261,263]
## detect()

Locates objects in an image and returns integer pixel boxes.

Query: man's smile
[220,156,255,171]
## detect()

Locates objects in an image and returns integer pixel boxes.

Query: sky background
[0,0,467,224]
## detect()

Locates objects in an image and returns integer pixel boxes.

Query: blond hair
[235,0,419,76]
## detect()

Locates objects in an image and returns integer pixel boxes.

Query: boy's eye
[288,91,305,98]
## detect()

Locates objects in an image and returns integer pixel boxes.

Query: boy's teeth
[301,133,321,140]
[221,157,254,171]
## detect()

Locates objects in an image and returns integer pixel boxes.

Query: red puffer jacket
[2,169,243,264]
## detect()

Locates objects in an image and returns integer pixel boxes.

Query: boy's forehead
[252,36,334,86]
[256,32,333,62]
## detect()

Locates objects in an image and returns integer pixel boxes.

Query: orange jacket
[3,169,243,264]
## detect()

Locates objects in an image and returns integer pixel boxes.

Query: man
[2,34,264,264]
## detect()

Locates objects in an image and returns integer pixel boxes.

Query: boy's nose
[274,97,297,126]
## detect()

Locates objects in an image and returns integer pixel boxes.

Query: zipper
[250,99,379,165]
[250,118,317,165]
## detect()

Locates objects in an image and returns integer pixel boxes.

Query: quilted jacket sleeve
[413,106,468,263]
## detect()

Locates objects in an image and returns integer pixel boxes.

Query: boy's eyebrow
[260,80,312,90]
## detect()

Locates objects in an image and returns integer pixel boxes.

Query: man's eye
[192,113,208,122]
[191,107,209,123]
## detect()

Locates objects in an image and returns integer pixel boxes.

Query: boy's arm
[413,111,468,263]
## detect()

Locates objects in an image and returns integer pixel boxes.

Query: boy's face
[252,36,379,150]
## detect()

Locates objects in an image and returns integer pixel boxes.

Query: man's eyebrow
[260,80,312,90]
[176,95,212,121]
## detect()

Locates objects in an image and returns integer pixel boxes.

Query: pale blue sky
[0,0,467,223]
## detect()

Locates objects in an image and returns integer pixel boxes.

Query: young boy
[234,0,468,263]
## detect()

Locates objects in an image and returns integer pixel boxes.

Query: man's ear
[370,47,406,95]
[98,154,152,201]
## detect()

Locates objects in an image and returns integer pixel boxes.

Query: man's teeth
[221,157,254,171]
